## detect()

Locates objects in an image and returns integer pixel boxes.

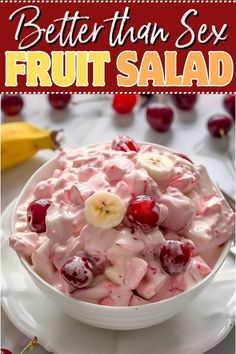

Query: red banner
[0,0,235,93]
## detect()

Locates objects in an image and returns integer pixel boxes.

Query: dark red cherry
[172,94,198,110]
[207,115,233,138]
[223,94,235,118]
[48,94,71,109]
[1,94,24,116]
[27,199,52,233]
[146,104,173,132]
[126,195,160,231]
[61,256,93,288]
[160,240,194,275]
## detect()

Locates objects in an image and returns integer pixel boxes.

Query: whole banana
[1,122,60,171]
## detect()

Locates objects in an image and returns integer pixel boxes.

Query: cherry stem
[50,129,63,151]
[20,337,37,354]
[219,128,225,138]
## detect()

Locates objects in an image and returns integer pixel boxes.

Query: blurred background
[1,93,235,354]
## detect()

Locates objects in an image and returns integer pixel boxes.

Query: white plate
[1,201,235,354]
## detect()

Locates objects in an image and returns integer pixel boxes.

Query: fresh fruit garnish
[126,195,160,231]
[160,240,194,275]
[207,115,233,138]
[223,94,235,118]
[1,94,24,116]
[172,94,198,110]
[146,104,174,132]
[27,199,52,233]
[112,94,137,114]
[61,255,93,288]
[1,349,13,354]
[137,152,173,181]
[111,135,139,152]
[48,94,71,109]
[84,191,126,229]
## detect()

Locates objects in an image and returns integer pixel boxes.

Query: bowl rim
[11,141,231,310]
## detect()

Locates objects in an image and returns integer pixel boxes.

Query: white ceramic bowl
[11,143,231,330]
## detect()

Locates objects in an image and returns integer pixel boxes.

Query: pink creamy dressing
[10,143,235,306]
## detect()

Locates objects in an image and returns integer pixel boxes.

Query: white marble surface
[1,93,235,353]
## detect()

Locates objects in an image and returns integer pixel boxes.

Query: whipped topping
[10,141,235,306]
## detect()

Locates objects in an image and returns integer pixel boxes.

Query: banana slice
[84,191,126,229]
[137,152,173,181]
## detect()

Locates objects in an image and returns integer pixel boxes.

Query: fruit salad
[10,136,235,306]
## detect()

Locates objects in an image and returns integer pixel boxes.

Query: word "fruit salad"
[10,136,235,306]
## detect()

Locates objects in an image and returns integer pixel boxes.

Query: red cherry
[1,349,13,354]
[112,94,137,114]
[75,251,108,276]
[146,104,173,132]
[48,94,71,109]
[126,195,160,231]
[160,240,194,275]
[223,94,235,118]
[27,199,52,233]
[207,115,233,138]
[111,135,139,152]
[1,95,24,116]
[61,256,93,288]
[172,94,198,110]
